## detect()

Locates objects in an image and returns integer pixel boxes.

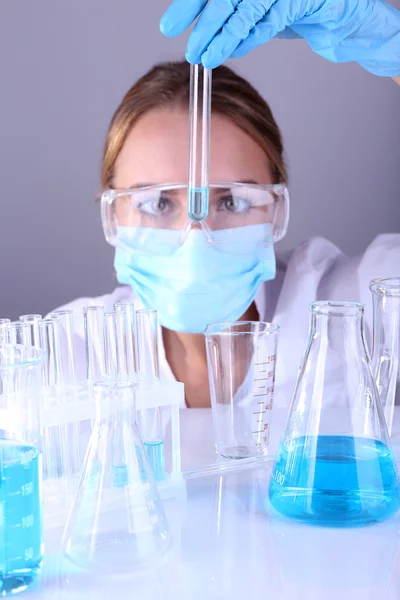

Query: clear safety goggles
[101,182,290,256]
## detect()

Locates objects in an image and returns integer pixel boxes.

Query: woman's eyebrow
[127,182,155,188]
[235,179,258,184]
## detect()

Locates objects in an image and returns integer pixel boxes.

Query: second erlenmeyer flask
[269,301,400,527]
[62,381,171,572]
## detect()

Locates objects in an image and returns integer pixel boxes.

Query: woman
[52,60,399,407]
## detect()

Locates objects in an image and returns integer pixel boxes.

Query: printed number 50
[24,547,34,561]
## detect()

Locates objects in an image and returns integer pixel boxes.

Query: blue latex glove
[160,0,400,76]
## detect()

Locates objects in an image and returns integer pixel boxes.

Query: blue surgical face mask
[114,224,276,334]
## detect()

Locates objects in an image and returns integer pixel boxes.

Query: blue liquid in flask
[144,441,165,482]
[0,440,43,595]
[269,435,400,527]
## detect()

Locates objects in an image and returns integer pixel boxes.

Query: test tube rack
[0,307,187,531]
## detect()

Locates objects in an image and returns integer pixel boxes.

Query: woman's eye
[137,195,173,216]
[218,194,251,214]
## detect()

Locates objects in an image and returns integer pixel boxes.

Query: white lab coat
[51,234,400,407]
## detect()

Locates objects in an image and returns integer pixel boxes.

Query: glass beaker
[205,321,279,459]
[269,301,400,527]
[0,344,44,595]
[370,277,400,437]
[62,380,171,573]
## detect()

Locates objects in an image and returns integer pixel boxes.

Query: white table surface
[24,407,400,599]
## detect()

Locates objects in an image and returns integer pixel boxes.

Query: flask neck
[310,304,366,355]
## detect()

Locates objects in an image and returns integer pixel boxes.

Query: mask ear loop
[178,219,215,248]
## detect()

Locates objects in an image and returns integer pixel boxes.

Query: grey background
[0,1,399,320]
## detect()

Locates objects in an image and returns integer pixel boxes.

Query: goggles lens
[101,183,289,256]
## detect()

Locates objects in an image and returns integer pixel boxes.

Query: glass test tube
[0,318,11,344]
[187,63,212,222]
[104,311,128,378]
[19,314,42,347]
[84,306,106,381]
[40,318,63,387]
[114,302,136,375]
[39,318,65,481]
[135,309,165,481]
[7,321,31,346]
[52,309,82,478]
[52,310,76,385]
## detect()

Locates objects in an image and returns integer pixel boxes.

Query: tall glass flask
[370,278,400,436]
[62,381,170,573]
[0,345,45,595]
[269,302,400,527]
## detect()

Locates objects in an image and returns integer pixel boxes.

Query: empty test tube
[0,319,11,344]
[39,318,65,481]
[19,314,42,347]
[40,318,63,387]
[135,309,165,481]
[187,63,212,222]
[7,321,31,346]
[115,302,136,376]
[52,309,82,478]
[52,310,76,385]
[84,306,106,381]
[104,311,129,378]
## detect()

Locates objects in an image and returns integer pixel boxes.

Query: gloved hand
[160,0,400,77]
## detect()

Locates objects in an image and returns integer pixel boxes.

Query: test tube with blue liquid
[0,344,44,595]
[187,63,212,222]
[104,310,131,487]
[135,309,165,482]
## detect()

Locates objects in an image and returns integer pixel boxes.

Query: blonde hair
[101,61,287,189]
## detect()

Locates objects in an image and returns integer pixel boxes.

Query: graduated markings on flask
[252,355,276,448]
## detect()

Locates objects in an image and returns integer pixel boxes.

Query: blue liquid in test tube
[144,441,165,482]
[0,440,43,594]
[135,310,166,483]
[187,64,212,223]
[187,187,209,223]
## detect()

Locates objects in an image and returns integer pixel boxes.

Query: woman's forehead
[113,108,273,188]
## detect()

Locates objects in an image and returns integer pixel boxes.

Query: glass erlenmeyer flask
[370,277,400,437]
[269,301,400,527]
[62,381,171,572]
